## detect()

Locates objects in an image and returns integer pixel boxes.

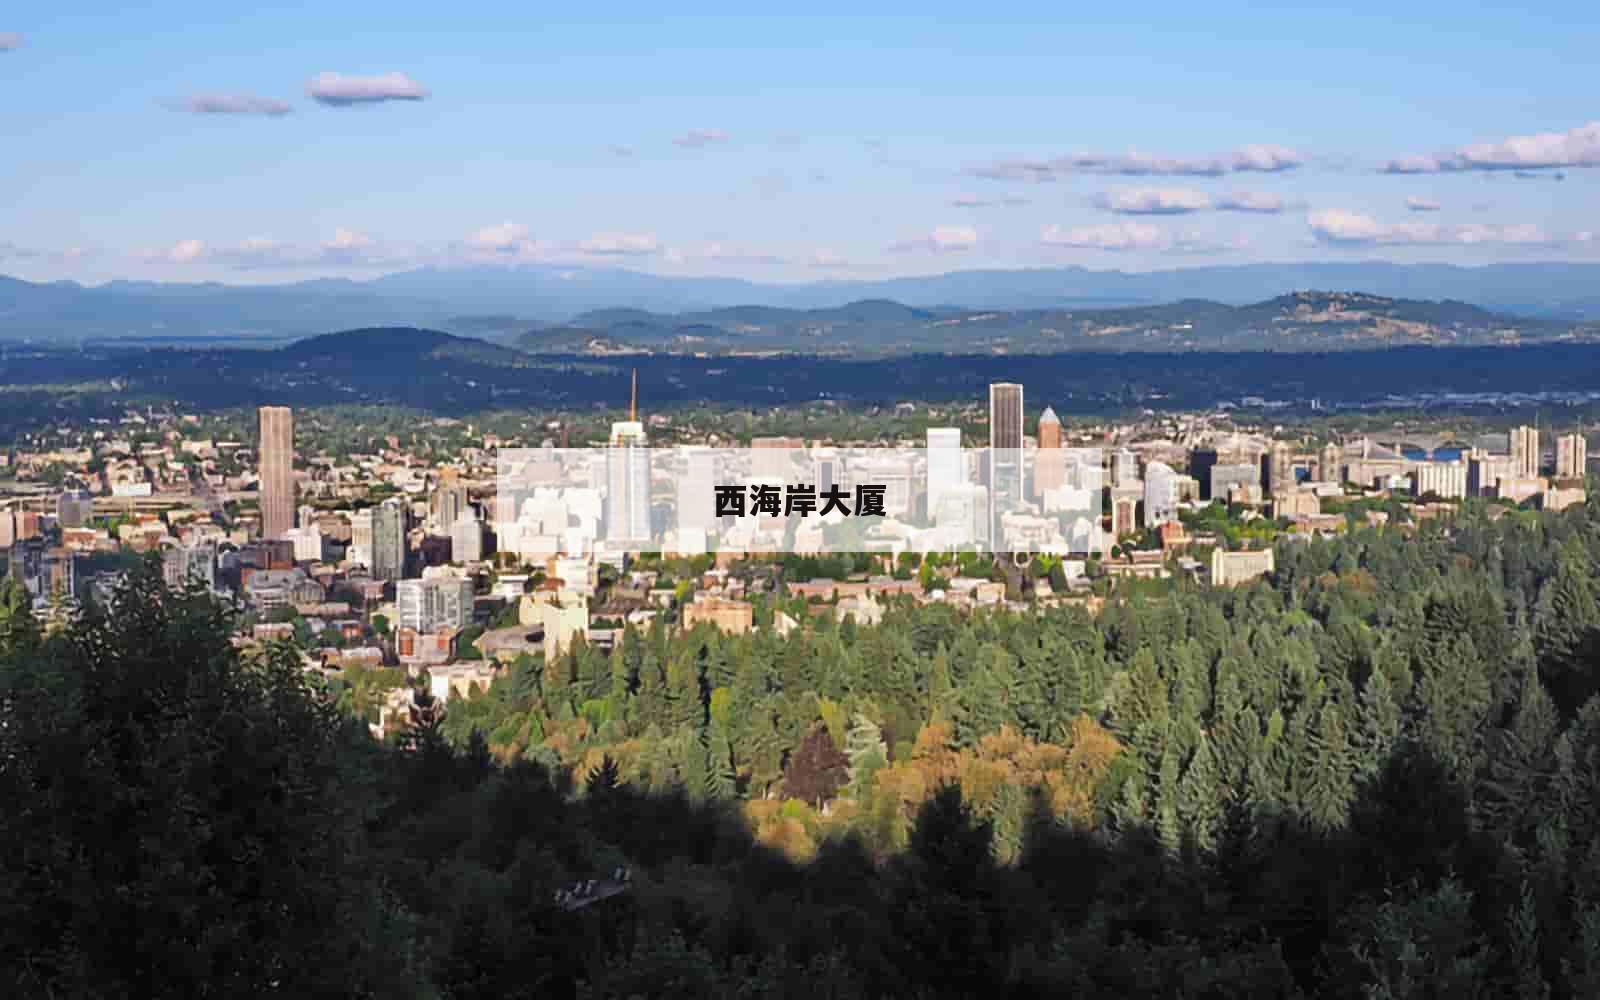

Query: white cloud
[950,194,1029,208]
[1308,209,1553,246]
[1405,196,1441,213]
[809,249,848,269]
[674,128,729,148]
[1039,222,1168,251]
[1036,223,1242,255]
[324,228,375,251]
[1095,187,1211,215]
[669,242,785,266]
[1216,190,1287,214]
[889,225,978,254]
[578,232,660,256]
[212,237,297,269]
[0,32,24,51]
[151,231,411,271]
[168,93,293,116]
[608,144,635,158]
[167,239,206,263]
[1383,121,1600,173]
[468,222,533,253]
[970,144,1303,181]
[306,72,428,106]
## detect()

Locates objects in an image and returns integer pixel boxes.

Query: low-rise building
[428,662,501,703]
[1211,547,1276,587]
[681,596,755,635]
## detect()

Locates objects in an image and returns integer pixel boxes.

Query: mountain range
[515,291,1591,356]
[6,261,1600,345]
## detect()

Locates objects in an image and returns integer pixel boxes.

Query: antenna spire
[630,368,638,422]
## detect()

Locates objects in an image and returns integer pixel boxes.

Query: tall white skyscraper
[1144,461,1178,527]
[677,447,717,534]
[348,508,373,568]
[396,577,475,633]
[606,370,652,544]
[450,509,484,563]
[1556,433,1588,480]
[1510,425,1539,479]
[1112,449,1139,489]
[926,428,963,519]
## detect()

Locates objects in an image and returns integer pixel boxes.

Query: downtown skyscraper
[371,498,408,582]
[987,382,1024,551]
[1511,425,1540,480]
[606,370,652,545]
[258,406,294,539]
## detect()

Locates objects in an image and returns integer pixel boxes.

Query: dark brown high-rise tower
[258,406,294,539]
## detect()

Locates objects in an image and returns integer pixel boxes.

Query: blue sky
[2,2,1597,284]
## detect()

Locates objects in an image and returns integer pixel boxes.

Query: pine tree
[1156,744,1183,855]
[952,664,1007,749]
[1563,905,1600,1000]
[843,713,888,796]
[1534,538,1600,710]
[665,648,705,732]
[1301,701,1354,833]
[1481,667,1560,843]
[1111,769,1149,836]
[1353,666,1402,784]
[926,645,954,722]
[1215,704,1262,797]
[608,640,634,703]
[1507,880,1552,1000]
[703,729,738,801]
[1177,733,1222,853]
[1111,647,1170,739]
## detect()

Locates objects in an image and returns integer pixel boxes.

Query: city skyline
[3,5,1599,286]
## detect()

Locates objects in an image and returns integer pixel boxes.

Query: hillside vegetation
[6,497,1600,996]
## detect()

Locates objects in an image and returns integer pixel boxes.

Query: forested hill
[512,290,1594,356]
[6,495,1600,996]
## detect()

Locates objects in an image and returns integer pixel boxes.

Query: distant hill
[9,261,1600,343]
[284,327,533,367]
[513,290,1590,356]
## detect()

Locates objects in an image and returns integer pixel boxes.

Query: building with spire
[606,369,652,545]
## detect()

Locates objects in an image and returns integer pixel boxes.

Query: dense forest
[6,339,1600,436]
[5,491,1600,997]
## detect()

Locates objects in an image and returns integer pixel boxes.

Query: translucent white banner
[494,446,1104,558]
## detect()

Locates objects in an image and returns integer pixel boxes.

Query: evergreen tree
[1480,667,1561,844]
[1506,880,1552,1000]
[1156,743,1183,855]
[1177,733,1222,853]
[1300,701,1354,833]
[843,713,889,797]
[1354,665,1402,784]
